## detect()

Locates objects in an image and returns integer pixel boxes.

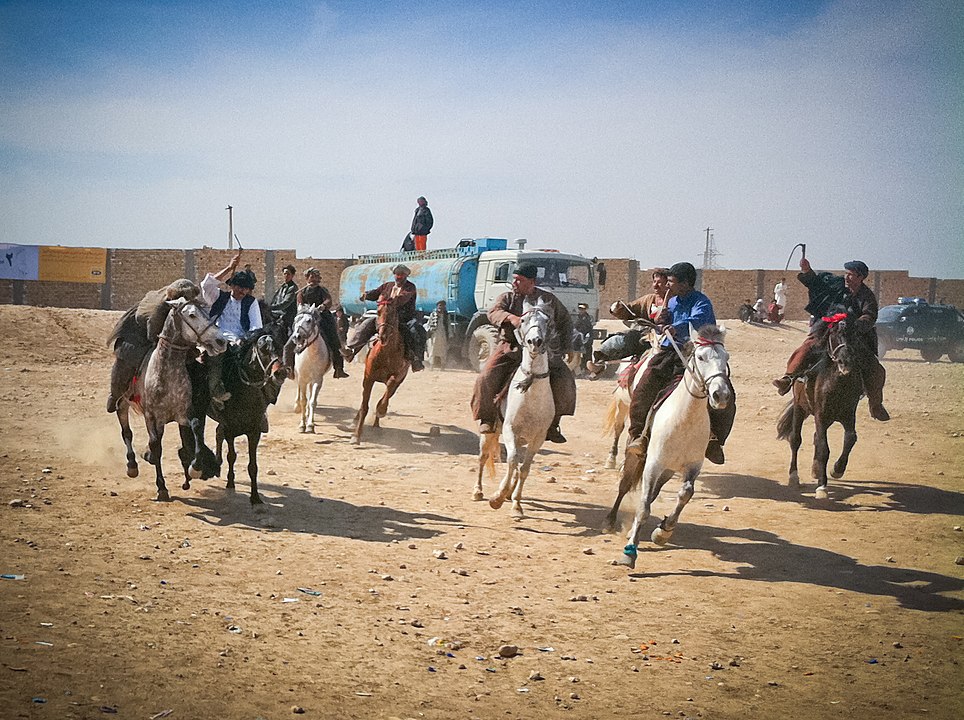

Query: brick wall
[2,248,962,318]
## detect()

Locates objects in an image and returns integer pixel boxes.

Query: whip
[784,243,806,272]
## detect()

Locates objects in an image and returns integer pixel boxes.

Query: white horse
[614,324,732,569]
[476,299,555,518]
[290,305,332,433]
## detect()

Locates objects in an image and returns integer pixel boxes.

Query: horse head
[291,304,322,352]
[824,314,855,376]
[516,299,552,357]
[239,329,286,388]
[688,323,731,410]
[166,298,228,356]
[376,298,400,343]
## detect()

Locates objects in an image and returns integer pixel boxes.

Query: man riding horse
[772,257,889,421]
[283,267,349,379]
[586,266,669,375]
[471,263,576,444]
[106,278,201,413]
[342,264,426,372]
[624,262,736,464]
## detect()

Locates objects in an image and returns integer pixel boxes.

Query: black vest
[211,291,256,333]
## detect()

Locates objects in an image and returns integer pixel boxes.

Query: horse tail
[601,395,620,436]
[775,399,794,441]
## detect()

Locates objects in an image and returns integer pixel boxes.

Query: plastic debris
[149,712,174,720]
[282,598,299,603]
[32,698,47,704]
[297,587,322,596]
[1,574,25,580]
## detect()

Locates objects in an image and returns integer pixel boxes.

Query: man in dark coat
[342,264,426,371]
[772,257,889,421]
[287,267,349,378]
[470,263,576,443]
[410,196,433,251]
[269,264,298,336]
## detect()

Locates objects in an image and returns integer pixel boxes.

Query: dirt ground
[0,305,962,720]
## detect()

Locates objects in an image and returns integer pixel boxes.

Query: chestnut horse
[351,298,410,444]
[776,315,861,499]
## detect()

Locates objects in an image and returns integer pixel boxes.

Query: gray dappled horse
[116,298,227,501]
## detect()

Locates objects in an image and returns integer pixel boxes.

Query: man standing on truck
[410,196,433,251]
[471,263,576,443]
[342,264,426,371]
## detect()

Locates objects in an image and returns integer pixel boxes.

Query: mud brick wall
[596,258,639,319]
[23,281,103,308]
[299,258,354,305]
[109,249,188,309]
[935,279,964,308]
[0,281,13,304]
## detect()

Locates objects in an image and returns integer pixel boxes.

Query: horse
[207,327,287,508]
[613,325,732,569]
[290,304,332,433]
[776,315,861,499]
[475,299,555,518]
[115,298,228,501]
[351,298,410,445]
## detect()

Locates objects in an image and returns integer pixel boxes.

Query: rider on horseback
[585,267,669,376]
[285,267,350,379]
[341,264,426,371]
[771,257,889,421]
[471,263,576,444]
[106,278,201,413]
[624,262,736,465]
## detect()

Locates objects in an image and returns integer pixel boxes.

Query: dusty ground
[0,305,962,720]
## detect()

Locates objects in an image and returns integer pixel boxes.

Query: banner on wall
[38,246,107,283]
[0,243,40,281]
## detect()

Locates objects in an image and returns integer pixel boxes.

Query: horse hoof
[651,527,673,546]
[604,457,617,470]
[511,507,525,519]
[181,480,191,491]
[350,437,360,446]
[788,471,799,487]
[127,466,138,478]
[615,552,637,569]
[155,491,171,502]
[472,491,484,501]
[299,426,306,433]
[815,486,829,500]
[306,425,314,434]
[252,502,268,515]
[831,466,845,479]
[489,497,504,510]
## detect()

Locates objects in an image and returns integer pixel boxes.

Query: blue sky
[1,0,961,277]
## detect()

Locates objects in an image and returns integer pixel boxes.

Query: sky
[1,0,962,277]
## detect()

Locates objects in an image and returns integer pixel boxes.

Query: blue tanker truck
[339,238,600,369]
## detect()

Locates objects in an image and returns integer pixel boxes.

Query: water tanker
[339,238,599,369]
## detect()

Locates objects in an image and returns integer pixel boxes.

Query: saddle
[640,374,684,440]
[617,355,648,390]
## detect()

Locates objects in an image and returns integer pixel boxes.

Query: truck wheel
[948,341,964,363]
[468,326,500,372]
[920,346,943,363]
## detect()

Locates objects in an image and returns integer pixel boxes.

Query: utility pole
[701,226,722,270]
[226,205,234,250]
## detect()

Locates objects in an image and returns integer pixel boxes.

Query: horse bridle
[293,311,321,352]
[158,303,220,352]
[514,307,552,386]
[664,331,729,399]
[239,336,282,388]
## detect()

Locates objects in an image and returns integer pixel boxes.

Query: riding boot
[107,360,137,413]
[545,418,566,443]
[771,374,793,396]
[862,362,890,421]
[332,352,350,379]
[206,353,230,411]
[479,420,497,434]
[625,431,649,459]
[704,436,725,465]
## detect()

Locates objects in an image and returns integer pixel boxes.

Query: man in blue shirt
[624,262,735,465]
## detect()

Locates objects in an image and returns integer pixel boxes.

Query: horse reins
[663,331,728,399]
[158,303,219,352]
[239,339,281,388]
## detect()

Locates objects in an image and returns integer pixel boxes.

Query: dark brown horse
[776,315,862,499]
[352,298,410,445]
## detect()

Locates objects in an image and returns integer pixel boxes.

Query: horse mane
[695,323,725,345]
[137,280,201,342]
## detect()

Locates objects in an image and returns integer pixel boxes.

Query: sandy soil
[1,305,962,720]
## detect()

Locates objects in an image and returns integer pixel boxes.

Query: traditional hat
[514,263,538,279]
[577,303,589,309]
[844,260,869,278]
[304,267,320,278]
[227,270,256,289]
[392,264,411,275]
[282,264,296,274]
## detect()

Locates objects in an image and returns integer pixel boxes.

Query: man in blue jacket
[624,262,735,465]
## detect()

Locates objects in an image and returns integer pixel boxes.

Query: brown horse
[351,298,410,444]
[776,315,862,499]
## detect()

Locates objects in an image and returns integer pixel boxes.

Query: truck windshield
[523,260,593,289]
